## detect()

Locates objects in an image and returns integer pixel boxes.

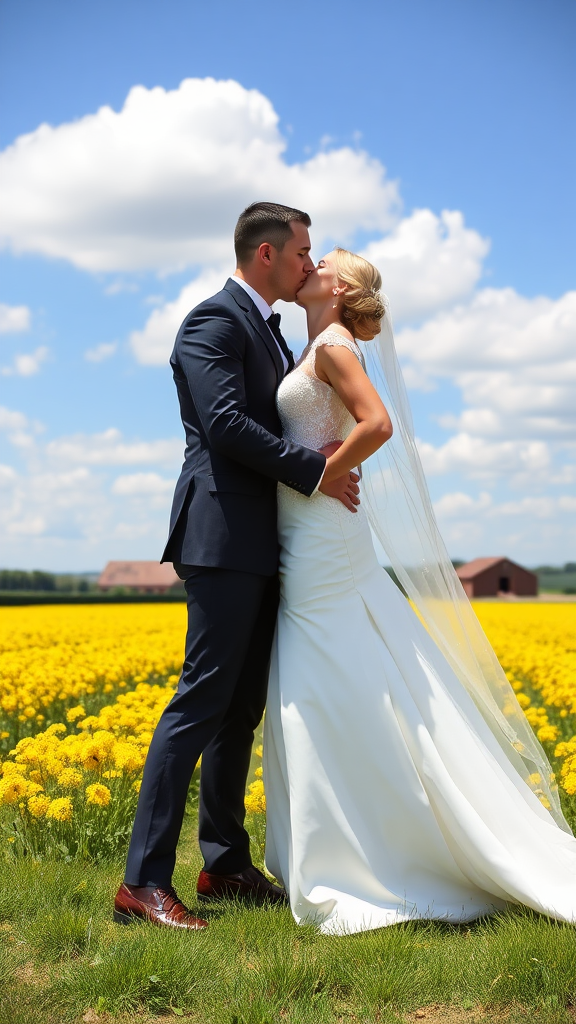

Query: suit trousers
[124,565,279,887]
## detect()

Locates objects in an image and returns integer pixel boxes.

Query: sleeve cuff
[311,463,326,496]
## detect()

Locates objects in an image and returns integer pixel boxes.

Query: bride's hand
[318,441,361,512]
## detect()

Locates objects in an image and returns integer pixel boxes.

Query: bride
[263,247,576,935]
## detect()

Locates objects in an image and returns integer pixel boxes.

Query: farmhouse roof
[456,556,535,580]
[98,561,178,588]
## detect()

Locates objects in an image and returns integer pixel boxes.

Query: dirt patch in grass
[64,1007,576,1024]
[13,960,50,985]
[406,1006,576,1024]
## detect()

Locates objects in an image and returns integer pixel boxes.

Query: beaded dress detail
[276,330,366,523]
[276,330,360,451]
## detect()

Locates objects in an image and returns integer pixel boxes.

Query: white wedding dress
[263,329,576,935]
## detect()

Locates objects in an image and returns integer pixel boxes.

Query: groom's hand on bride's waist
[317,441,360,513]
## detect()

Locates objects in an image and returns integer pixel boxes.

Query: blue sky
[0,0,574,570]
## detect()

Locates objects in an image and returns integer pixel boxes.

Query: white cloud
[418,433,551,482]
[0,464,97,543]
[112,472,175,496]
[399,288,576,446]
[85,342,117,363]
[361,209,489,322]
[1,346,49,377]
[398,287,576,374]
[7,515,46,537]
[0,302,30,333]
[0,423,180,568]
[431,488,576,563]
[433,490,492,517]
[0,406,29,432]
[45,427,183,468]
[0,405,43,452]
[0,78,400,273]
[104,280,139,296]
[435,492,572,523]
[0,464,17,484]
[130,266,227,365]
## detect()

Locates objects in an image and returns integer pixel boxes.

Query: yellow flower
[537,724,559,744]
[113,742,144,773]
[28,794,50,818]
[0,605,185,736]
[46,724,67,737]
[245,778,266,814]
[85,783,111,807]
[81,745,103,772]
[57,768,83,789]
[0,776,29,804]
[46,797,73,822]
[1,761,26,777]
[561,772,576,796]
[66,705,86,723]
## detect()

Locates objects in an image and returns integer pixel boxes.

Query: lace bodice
[277,330,362,450]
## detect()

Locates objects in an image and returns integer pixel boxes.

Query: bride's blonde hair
[334,247,385,342]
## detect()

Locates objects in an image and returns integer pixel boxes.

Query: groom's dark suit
[124,279,325,888]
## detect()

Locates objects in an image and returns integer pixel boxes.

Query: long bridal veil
[361,298,570,832]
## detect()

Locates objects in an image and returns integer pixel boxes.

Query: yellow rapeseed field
[0,603,187,742]
[0,601,574,859]
[474,602,576,803]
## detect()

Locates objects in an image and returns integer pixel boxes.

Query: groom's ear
[257,242,274,266]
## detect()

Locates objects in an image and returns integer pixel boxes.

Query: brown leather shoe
[113,883,208,930]
[197,865,288,906]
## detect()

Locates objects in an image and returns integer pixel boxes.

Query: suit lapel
[224,279,285,381]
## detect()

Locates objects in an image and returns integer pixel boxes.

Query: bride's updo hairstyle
[334,247,385,342]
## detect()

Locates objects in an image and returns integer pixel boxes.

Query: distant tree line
[534,562,576,574]
[0,570,94,593]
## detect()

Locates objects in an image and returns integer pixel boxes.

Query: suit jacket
[161,278,326,575]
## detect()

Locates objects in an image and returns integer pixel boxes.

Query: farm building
[456,557,538,599]
[98,561,179,594]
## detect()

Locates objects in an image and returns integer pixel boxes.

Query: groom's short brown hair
[234,202,311,265]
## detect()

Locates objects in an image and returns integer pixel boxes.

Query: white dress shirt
[231,274,325,494]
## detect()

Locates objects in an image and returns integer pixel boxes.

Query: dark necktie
[266,312,293,372]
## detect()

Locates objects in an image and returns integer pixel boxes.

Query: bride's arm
[315,344,393,485]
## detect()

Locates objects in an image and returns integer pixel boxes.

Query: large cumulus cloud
[0,78,400,273]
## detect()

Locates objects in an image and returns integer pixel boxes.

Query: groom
[114,202,360,930]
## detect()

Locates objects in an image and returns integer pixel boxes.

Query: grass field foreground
[1,832,576,1024]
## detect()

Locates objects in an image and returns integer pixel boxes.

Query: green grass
[1,813,576,1024]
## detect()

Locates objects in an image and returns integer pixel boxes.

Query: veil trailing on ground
[361,297,570,832]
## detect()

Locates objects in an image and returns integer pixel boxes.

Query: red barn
[456,557,538,599]
[98,561,179,594]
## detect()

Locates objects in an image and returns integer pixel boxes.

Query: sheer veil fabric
[361,299,569,832]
